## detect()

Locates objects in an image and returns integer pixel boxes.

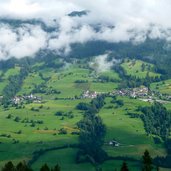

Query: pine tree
[2,161,15,171]
[40,164,50,171]
[120,161,129,171]
[51,164,61,171]
[77,113,107,163]
[142,150,153,171]
[16,161,32,171]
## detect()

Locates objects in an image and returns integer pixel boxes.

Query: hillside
[0,56,170,171]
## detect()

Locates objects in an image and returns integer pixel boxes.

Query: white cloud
[90,54,114,73]
[0,0,171,59]
[5,0,41,17]
[0,24,47,59]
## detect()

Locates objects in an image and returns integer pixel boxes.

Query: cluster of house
[111,87,149,98]
[12,94,42,104]
[81,87,149,99]
[81,90,99,99]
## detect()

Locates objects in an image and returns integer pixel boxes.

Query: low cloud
[0,0,171,59]
[90,54,114,73]
[0,24,47,59]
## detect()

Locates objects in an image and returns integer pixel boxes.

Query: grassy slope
[18,66,119,98]
[0,98,89,167]
[32,148,94,171]
[0,62,168,170]
[151,79,171,95]
[30,96,166,171]
[121,59,160,78]
[100,97,165,158]
[18,72,45,95]
[0,66,21,95]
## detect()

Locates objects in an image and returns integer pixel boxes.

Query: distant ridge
[68,10,89,17]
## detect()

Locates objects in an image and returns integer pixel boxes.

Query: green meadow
[0,61,168,171]
[151,79,171,95]
[121,59,160,78]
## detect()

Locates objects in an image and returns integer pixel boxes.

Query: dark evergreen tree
[142,150,153,171]
[140,102,171,139]
[16,161,32,171]
[2,161,15,171]
[40,164,50,171]
[77,113,107,163]
[77,95,107,164]
[51,164,61,171]
[120,161,129,171]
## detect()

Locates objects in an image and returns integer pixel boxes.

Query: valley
[0,57,170,171]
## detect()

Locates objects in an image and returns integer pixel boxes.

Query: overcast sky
[0,0,171,59]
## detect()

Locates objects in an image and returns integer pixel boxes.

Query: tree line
[0,150,158,171]
[76,95,107,164]
[2,66,30,106]
[135,102,171,168]
[1,161,60,171]
[113,65,164,89]
[139,102,171,140]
